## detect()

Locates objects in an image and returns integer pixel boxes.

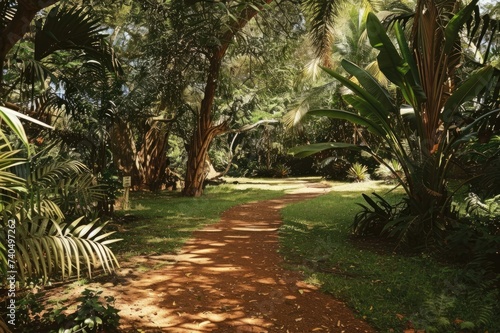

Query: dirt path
[96,183,377,332]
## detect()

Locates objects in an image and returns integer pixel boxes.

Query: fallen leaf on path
[198,320,211,327]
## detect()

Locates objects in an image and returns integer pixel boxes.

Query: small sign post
[122,176,131,210]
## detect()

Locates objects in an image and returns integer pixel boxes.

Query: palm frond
[27,159,88,188]
[465,5,500,65]
[302,0,339,67]
[15,216,120,283]
[0,106,53,152]
[0,0,15,31]
[34,6,105,61]
[283,81,337,128]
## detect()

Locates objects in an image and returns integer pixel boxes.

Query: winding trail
[106,182,376,332]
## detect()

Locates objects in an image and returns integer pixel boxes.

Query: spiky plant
[347,162,370,182]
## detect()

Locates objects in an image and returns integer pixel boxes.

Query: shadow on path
[108,183,375,333]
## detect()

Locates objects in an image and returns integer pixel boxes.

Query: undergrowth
[279,183,500,332]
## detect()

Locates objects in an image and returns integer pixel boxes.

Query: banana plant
[290,2,499,246]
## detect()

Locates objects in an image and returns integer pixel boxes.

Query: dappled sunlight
[49,182,375,333]
[231,227,279,232]
[255,277,278,285]
[328,180,397,192]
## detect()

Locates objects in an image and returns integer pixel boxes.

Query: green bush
[346,162,370,182]
[4,288,120,333]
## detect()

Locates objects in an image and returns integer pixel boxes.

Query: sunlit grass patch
[110,186,285,257]
[280,182,500,332]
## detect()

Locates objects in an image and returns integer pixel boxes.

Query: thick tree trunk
[183,123,228,196]
[182,133,214,197]
[182,51,224,196]
[182,0,273,197]
[136,122,171,191]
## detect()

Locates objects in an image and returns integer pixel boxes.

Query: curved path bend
[111,182,376,333]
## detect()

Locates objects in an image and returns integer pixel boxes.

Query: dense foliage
[0,0,498,331]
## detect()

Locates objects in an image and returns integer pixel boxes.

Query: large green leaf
[0,106,53,151]
[393,22,425,106]
[458,108,500,138]
[442,66,494,122]
[366,12,408,86]
[320,66,391,122]
[444,0,479,54]
[341,59,397,115]
[308,109,386,137]
[289,142,369,158]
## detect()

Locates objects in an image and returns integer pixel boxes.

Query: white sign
[123,176,131,187]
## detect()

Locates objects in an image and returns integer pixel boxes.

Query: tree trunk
[183,122,228,195]
[0,0,58,88]
[182,0,273,197]
[136,121,171,191]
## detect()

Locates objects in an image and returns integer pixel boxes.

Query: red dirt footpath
[107,184,377,332]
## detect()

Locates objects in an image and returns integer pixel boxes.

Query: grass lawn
[110,184,285,257]
[279,181,500,333]
[106,179,498,332]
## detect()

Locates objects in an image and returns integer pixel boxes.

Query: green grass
[279,184,500,333]
[109,185,285,257]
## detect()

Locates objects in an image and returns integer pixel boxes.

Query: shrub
[375,159,405,184]
[3,288,121,333]
[272,163,291,178]
[347,162,370,182]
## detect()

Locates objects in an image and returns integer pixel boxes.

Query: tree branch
[0,0,59,84]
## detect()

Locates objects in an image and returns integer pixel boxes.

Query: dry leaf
[198,320,211,327]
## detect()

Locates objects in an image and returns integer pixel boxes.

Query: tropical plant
[4,288,120,333]
[1,2,125,215]
[290,1,499,247]
[352,192,401,236]
[51,288,120,333]
[272,163,292,178]
[375,158,404,184]
[1,106,120,286]
[346,162,370,182]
